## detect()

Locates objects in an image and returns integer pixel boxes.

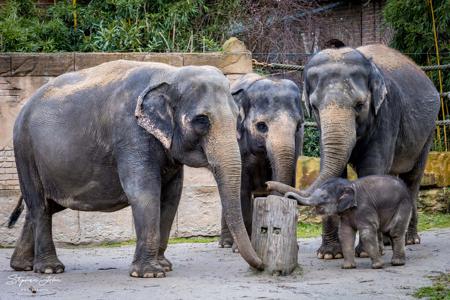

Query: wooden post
[251,195,298,275]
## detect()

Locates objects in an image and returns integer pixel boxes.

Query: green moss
[297,222,322,238]
[414,273,450,300]
[418,212,450,231]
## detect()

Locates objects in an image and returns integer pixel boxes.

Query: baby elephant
[288,175,412,269]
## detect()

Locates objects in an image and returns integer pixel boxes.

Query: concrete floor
[0,228,449,300]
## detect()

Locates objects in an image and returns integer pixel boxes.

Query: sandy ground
[0,228,448,300]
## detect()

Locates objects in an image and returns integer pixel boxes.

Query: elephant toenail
[131,271,139,277]
[324,254,334,260]
[335,253,343,259]
[44,268,53,274]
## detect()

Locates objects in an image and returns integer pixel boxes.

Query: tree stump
[251,195,298,275]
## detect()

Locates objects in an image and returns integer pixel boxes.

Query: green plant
[303,122,320,157]
[414,273,450,300]
[0,0,240,53]
[383,0,450,151]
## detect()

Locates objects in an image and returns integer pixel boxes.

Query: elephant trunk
[267,122,296,186]
[305,104,356,194]
[286,191,320,206]
[205,115,263,270]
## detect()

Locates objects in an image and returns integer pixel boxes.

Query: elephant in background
[268,45,440,259]
[219,73,304,248]
[9,60,263,277]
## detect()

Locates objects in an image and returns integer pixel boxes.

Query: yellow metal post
[429,0,448,151]
[73,0,77,32]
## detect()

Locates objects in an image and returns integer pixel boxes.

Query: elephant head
[231,74,304,186]
[297,47,386,195]
[135,66,263,270]
[287,178,357,215]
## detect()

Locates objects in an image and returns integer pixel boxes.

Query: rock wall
[0,38,251,246]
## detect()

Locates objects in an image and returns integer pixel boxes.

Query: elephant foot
[129,261,165,278]
[33,257,65,274]
[317,241,343,260]
[11,253,34,271]
[341,262,356,269]
[158,255,173,272]
[406,231,420,245]
[371,261,384,269]
[355,243,369,258]
[391,257,405,266]
[218,235,233,249]
[231,243,239,253]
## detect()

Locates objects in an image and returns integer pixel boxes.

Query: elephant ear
[337,185,357,214]
[369,60,387,115]
[135,82,174,150]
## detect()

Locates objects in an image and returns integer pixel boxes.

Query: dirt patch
[0,228,448,299]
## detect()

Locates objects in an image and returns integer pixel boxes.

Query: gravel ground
[0,228,448,300]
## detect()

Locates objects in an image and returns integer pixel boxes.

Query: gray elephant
[8,60,263,278]
[219,73,304,248]
[268,45,440,259]
[288,176,412,269]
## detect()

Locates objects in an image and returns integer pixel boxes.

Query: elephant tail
[8,195,24,228]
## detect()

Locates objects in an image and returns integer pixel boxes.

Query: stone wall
[0,39,251,246]
[308,0,392,50]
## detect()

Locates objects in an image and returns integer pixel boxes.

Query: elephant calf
[219,73,304,249]
[288,175,412,269]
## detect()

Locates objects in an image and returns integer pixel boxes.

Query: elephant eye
[256,122,268,133]
[192,114,210,135]
[354,101,364,112]
[296,121,303,132]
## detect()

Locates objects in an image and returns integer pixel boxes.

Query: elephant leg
[158,168,183,272]
[390,235,406,266]
[32,203,65,274]
[359,227,384,269]
[400,134,432,245]
[339,222,356,269]
[118,155,165,278]
[11,210,34,271]
[317,215,343,259]
[378,230,385,256]
[317,169,347,260]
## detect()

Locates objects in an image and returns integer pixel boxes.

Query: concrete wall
[0,39,251,246]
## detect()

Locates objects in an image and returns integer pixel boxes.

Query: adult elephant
[219,74,304,249]
[9,60,263,277]
[268,45,440,259]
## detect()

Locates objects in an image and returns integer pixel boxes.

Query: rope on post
[252,59,450,72]
[305,119,450,127]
